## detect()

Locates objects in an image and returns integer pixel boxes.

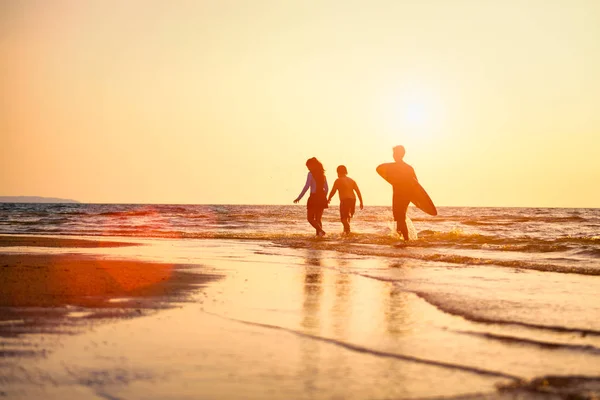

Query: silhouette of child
[327,165,363,234]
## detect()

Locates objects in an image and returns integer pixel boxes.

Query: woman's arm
[293,172,312,203]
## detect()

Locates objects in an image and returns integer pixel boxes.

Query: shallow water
[1,203,599,275]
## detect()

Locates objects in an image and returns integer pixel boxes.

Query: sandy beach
[4,0,600,397]
[1,234,600,399]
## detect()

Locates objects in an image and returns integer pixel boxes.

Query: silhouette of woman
[294,157,329,237]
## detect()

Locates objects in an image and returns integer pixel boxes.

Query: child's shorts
[340,198,356,219]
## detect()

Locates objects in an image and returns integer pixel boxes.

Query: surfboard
[377,163,437,216]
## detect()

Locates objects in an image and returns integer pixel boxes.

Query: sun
[403,100,430,128]
[380,87,446,147]
[397,89,440,130]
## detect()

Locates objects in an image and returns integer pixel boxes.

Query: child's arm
[327,180,338,204]
[353,180,364,209]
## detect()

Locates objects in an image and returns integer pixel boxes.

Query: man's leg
[394,198,410,241]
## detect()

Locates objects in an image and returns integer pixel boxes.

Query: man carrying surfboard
[377,145,437,242]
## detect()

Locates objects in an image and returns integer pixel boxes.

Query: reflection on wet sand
[299,248,417,393]
[0,252,221,340]
[300,249,323,394]
[0,253,193,308]
[299,249,418,341]
[301,249,323,332]
[332,265,351,339]
[385,283,411,337]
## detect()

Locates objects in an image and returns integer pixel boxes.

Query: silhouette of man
[376,145,417,241]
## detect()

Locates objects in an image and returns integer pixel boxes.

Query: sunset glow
[1,1,599,207]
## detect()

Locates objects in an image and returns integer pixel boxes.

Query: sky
[1,0,599,207]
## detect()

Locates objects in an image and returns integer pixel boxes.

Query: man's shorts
[340,198,356,219]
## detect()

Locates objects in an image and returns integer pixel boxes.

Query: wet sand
[0,236,222,341]
[0,253,216,308]
[0,236,140,249]
[2,235,599,399]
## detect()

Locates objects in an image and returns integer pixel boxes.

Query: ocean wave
[574,248,600,258]
[98,210,160,218]
[54,210,89,216]
[411,252,600,276]
[210,312,520,381]
[427,214,590,225]
[461,220,513,226]
[7,220,44,226]
[186,214,211,219]
[23,227,64,233]
[2,216,72,225]
[269,236,600,276]
[556,236,600,244]
[4,227,598,276]
[2,205,598,276]
[158,205,192,213]
[0,211,48,218]
[498,375,600,398]
[511,215,588,223]
[453,330,600,354]
[417,229,594,252]
[412,291,600,336]
[218,213,263,221]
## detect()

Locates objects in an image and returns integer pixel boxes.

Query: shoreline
[0,235,141,249]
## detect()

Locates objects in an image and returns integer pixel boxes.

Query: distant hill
[0,196,80,203]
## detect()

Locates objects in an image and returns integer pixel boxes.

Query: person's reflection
[301,249,323,332]
[300,248,323,395]
[332,258,351,339]
[327,258,353,379]
[385,261,409,336]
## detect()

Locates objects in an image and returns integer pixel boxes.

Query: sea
[1,203,598,276]
[1,203,600,398]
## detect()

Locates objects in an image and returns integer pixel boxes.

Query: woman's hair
[306,157,326,190]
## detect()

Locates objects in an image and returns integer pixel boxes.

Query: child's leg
[340,200,351,233]
[347,199,356,234]
[342,218,350,234]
